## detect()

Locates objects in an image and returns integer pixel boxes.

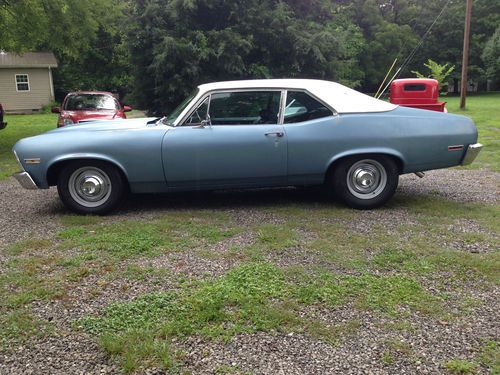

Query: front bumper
[461,143,483,165]
[0,121,6,130]
[13,171,38,190]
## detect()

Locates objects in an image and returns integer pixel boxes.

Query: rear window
[403,84,426,92]
[64,94,119,110]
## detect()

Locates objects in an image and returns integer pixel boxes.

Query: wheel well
[47,159,129,188]
[324,153,404,183]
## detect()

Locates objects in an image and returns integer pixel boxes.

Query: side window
[209,91,281,125]
[284,91,333,124]
[183,97,209,125]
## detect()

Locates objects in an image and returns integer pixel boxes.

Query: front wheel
[330,156,399,209]
[57,161,126,214]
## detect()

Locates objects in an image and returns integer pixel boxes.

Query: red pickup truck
[390,78,446,112]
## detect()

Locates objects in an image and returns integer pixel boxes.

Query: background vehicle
[13,79,481,214]
[0,103,6,130]
[390,78,447,112]
[51,91,132,127]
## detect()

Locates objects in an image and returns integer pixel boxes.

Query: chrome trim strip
[461,143,483,165]
[13,150,23,170]
[278,90,287,125]
[13,171,38,190]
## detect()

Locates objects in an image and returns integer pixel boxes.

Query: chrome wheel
[346,159,387,200]
[68,167,112,208]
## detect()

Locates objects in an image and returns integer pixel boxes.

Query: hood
[48,117,160,133]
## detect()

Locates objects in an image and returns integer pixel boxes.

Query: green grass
[478,340,500,374]
[76,262,443,372]
[0,113,56,179]
[0,310,52,350]
[445,93,500,172]
[58,211,238,260]
[445,359,478,374]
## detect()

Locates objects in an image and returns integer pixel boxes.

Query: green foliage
[412,59,455,92]
[445,359,478,374]
[128,0,365,114]
[482,26,500,83]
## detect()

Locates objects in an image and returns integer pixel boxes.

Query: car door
[162,90,287,189]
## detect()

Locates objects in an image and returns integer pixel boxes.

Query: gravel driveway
[0,168,498,375]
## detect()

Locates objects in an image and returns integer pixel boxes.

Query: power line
[395,0,452,79]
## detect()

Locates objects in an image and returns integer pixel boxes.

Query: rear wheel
[57,161,126,214]
[330,155,399,209]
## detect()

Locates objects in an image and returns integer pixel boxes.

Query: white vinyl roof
[198,79,397,114]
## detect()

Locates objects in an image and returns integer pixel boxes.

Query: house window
[15,74,30,92]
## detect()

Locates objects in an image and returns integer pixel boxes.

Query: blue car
[12,79,482,214]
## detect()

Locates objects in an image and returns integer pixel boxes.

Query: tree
[0,0,132,101]
[128,0,365,114]
[482,26,500,87]
[412,59,455,92]
[406,0,500,91]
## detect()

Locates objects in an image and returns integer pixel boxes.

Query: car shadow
[115,186,341,214]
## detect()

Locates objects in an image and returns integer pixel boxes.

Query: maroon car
[0,103,6,130]
[52,91,132,127]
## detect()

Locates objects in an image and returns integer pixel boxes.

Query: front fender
[46,153,130,184]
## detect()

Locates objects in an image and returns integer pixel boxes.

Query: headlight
[63,118,74,126]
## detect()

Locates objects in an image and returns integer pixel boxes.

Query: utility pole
[460,0,473,109]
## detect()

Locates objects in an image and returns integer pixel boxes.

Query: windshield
[64,94,120,111]
[164,89,199,125]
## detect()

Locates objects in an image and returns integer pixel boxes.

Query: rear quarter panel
[285,106,478,182]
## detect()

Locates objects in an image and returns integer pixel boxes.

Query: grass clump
[478,340,499,374]
[0,310,52,350]
[6,238,53,255]
[78,263,287,371]
[59,212,238,260]
[293,271,442,316]
[445,359,477,374]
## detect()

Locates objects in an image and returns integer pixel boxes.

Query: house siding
[0,68,53,112]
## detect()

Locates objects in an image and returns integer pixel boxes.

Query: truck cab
[390,78,446,112]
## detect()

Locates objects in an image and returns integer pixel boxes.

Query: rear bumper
[461,143,483,165]
[13,171,38,190]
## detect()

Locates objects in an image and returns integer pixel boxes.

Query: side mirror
[123,105,132,112]
[51,107,60,114]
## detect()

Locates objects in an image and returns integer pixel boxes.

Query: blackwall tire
[57,161,126,214]
[330,155,399,209]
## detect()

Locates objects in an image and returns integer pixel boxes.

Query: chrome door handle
[265,132,284,137]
